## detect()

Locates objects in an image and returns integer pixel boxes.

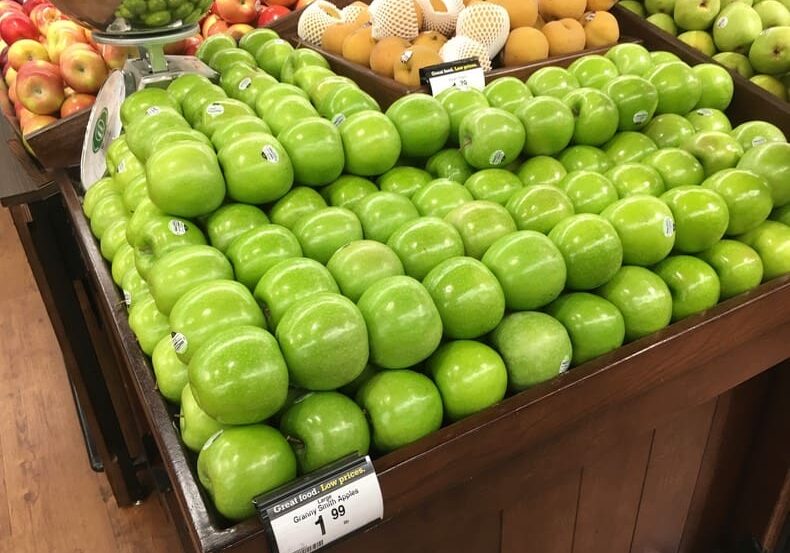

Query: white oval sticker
[170,331,188,354]
[752,136,767,147]
[559,357,571,374]
[663,216,675,237]
[261,144,279,163]
[238,77,252,91]
[489,150,505,166]
[696,108,712,116]
[633,110,649,125]
[332,113,346,127]
[717,16,728,28]
[146,106,161,116]
[168,219,187,236]
[206,102,224,116]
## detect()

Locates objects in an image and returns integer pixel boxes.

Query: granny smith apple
[292,207,364,264]
[197,425,296,520]
[353,191,419,244]
[749,27,790,75]
[464,169,523,205]
[516,156,567,187]
[279,47,330,85]
[693,63,735,111]
[126,107,190,161]
[196,33,236,65]
[269,187,327,230]
[411,178,474,217]
[106,136,130,176]
[606,163,666,197]
[482,230,567,310]
[255,83,309,118]
[427,341,507,421]
[219,62,257,98]
[605,43,654,76]
[425,148,474,183]
[546,293,625,366]
[210,115,271,151]
[235,72,279,108]
[256,38,295,80]
[356,370,442,452]
[385,93,451,158]
[736,221,790,279]
[182,84,227,127]
[309,77,355,114]
[597,266,673,341]
[549,214,624,290]
[146,141,225,218]
[601,196,676,265]
[205,203,269,254]
[516,96,575,156]
[458,107,525,170]
[642,147,705,188]
[686,108,733,133]
[661,186,731,252]
[646,61,702,115]
[773,204,790,225]
[321,175,378,210]
[277,292,368,389]
[387,217,464,280]
[131,214,207,278]
[654,255,721,321]
[195,98,257,138]
[326,240,404,302]
[83,177,120,219]
[358,276,443,368]
[558,145,613,173]
[238,27,278,56]
[278,117,344,187]
[444,200,517,259]
[113,152,145,192]
[683,131,745,176]
[148,245,234,315]
[422,257,505,339]
[713,3,763,53]
[100,220,128,262]
[643,113,697,148]
[702,168,773,234]
[713,52,755,78]
[506,185,575,233]
[558,171,620,214]
[492,311,573,391]
[254,257,339,328]
[120,87,181,128]
[128,294,169,356]
[280,392,370,474]
[678,31,717,56]
[339,111,401,176]
[483,76,533,113]
[377,166,432,198]
[731,121,787,151]
[152,334,188,404]
[293,65,336,96]
[605,131,659,165]
[436,87,489,145]
[121,269,149,310]
[167,73,212,106]
[526,66,579,98]
[226,225,302,290]
[180,384,227,452]
[217,133,293,204]
[319,86,379,123]
[648,12,678,34]
[563,87,619,146]
[169,279,265,363]
[261,95,319,137]
[111,244,135,287]
[699,239,764,298]
[754,0,790,27]
[651,51,683,65]
[602,75,659,132]
[737,142,790,206]
[568,55,620,89]
[148,128,213,161]
[620,0,647,16]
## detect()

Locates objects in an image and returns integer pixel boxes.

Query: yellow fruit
[503,26,549,66]
[539,0,586,20]
[541,18,586,56]
[393,45,443,87]
[322,22,359,55]
[586,0,616,10]
[581,10,619,48]
[370,0,423,41]
[370,36,412,77]
[487,0,538,29]
[413,30,449,51]
[297,0,344,45]
[343,25,377,66]
[342,2,371,26]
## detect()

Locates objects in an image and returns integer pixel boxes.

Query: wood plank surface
[0,206,183,553]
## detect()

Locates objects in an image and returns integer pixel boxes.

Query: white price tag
[423,58,486,97]
[256,456,383,553]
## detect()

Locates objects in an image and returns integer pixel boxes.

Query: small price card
[421,58,486,96]
[254,456,383,553]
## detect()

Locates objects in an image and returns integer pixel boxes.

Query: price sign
[255,456,383,553]
[421,58,486,96]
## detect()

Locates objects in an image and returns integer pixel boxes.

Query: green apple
[358,276,443,368]
[269,187,327,230]
[601,196,676,265]
[548,214,623,290]
[210,115,271,151]
[516,155,567,187]
[385,93,451,158]
[205,204,269,254]
[280,392,369,474]
[83,177,120,219]
[425,148,474,183]
[602,75,659,132]
[436,87,489,145]
[262,95,320,137]
[459,107,525,169]
[308,78,355,114]
[219,62,257,98]
[106,136,130,175]
[128,294,169,356]
[126,108,190,161]
[148,128,213,162]
[132,215,207,279]
[699,239,764,298]
[525,66,579,98]
[169,279,265,363]
[464,169,523,205]
[148,245,233,315]
[444,200,517,259]
[693,63,735,112]
[604,131,658,165]
[326,240,404,302]
[278,117,344,187]
[89,195,128,240]
[255,83,308,117]
[111,244,135,287]
[558,145,613,174]
[422,257,505,339]
[356,370,442,452]
[752,73,787,97]
[167,73,212,106]
[620,0,647,16]
[651,51,683,65]
[646,61,702,115]
[279,47,330,84]
[293,65,336,96]
[605,43,654,76]
[713,3,763,53]
[735,221,790,279]
[255,38,294,79]
[482,230,566,310]
[772,204,790,225]
[182,84,228,128]
[180,384,227,452]
[754,0,790,26]
[516,96,575,156]
[319,86,379,122]
[645,0,676,15]
[606,163,666,197]
[643,113,697,148]
[685,108,732,133]
[235,72,279,108]
[339,111,401,176]
[195,98,257,138]
[568,55,620,89]
[648,12,678,34]
[558,170,620,214]
[121,269,148,310]
[292,207,364,264]
[217,133,293,204]
[120,87,181,128]
[152,334,188,404]
[146,141,225,218]
[731,120,787,151]
[100,219,128,262]
[546,293,625,366]
[683,131,745,176]
[353,191,419,244]
[737,142,790,206]
[377,166,432,198]
[254,257,339,329]
[597,266,673,341]
[713,52,755,78]
[702,168,773,234]
[238,27,278,55]
[196,33,236,64]
[642,147,705,188]
[226,225,302,290]
[411,178,473,217]
[483,76,533,113]
[387,217,464,280]
[660,186,730,252]
[654,255,721,321]
[113,152,145,192]
[749,27,790,74]
[506,185,575,233]
[197,425,296,520]
[678,30,717,56]
[563,87,619,146]
[321,175,378,210]
[427,341,507,421]
[492,311,572,391]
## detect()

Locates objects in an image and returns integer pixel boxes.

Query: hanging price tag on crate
[255,456,383,553]
[421,58,486,96]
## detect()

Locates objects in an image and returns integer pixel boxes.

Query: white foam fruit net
[297,0,344,45]
[415,0,465,36]
[370,0,422,41]
[341,2,369,24]
[440,35,493,72]
[455,2,510,59]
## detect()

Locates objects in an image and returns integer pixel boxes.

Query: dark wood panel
[630,400,718,553]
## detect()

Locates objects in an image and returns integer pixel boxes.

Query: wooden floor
[0,206,184,553]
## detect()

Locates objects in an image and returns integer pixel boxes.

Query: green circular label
[92,108,108,154]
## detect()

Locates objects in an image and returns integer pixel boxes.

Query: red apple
[201,14,223,37]
[7,37,48,69]
[257,5,290,26]
[4,65,16,87]
[16,59,63,114]
[204,19,229,37]
[21,112,55,134]
[183,34,203,56]
[264,0,297,6]
[99,44,129,70]
[215,0,257,24]
[29,3,64,35]
[0,12,38,44]
[46,20,86,63]
[59,42,107,93]
[60,92,93,117]
[209,1,220,14]
[23,0,49,16]
[226,23,253,41]
[0,1,23,15]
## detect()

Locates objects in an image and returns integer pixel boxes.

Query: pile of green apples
[621,0,790,101]
[82,28,790,522]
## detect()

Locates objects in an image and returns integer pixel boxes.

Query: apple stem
[286,435,305,449]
